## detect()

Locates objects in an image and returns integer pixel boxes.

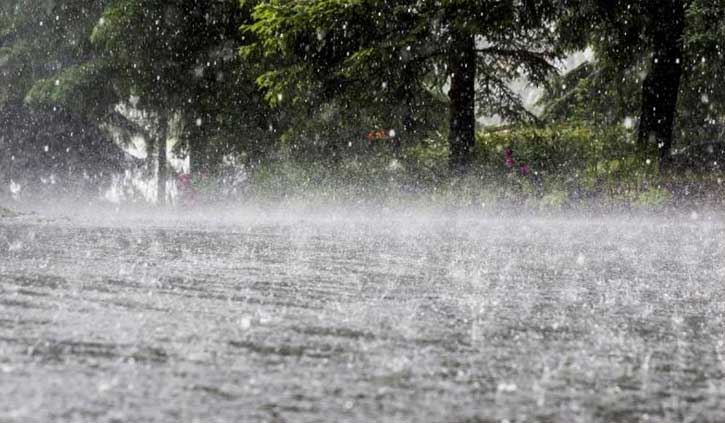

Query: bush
[243,121,722,209]
[634,187,672,208]
[473,122,662,204]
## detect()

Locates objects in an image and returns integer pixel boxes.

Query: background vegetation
[1,0,724,208]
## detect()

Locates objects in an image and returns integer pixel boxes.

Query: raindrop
[497,382,518,393]
[239,316,252,330]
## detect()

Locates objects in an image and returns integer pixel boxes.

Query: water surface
[1,208,725,422]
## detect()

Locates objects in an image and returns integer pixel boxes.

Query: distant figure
[176,173,198,207]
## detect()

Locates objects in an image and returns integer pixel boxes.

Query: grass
[239,122,725,210]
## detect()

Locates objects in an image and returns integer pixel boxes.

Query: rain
[2,1,725,422]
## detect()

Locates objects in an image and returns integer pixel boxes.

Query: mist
[3,1,725,422]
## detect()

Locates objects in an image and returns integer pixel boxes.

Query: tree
[680,0,725,144]
[0,0,134,199]
[91,0,212,204]
[244,0,560,174]
[636,0,687,165]
[91,0,280,204]
[555,0,725,166]
[538,61,642,126]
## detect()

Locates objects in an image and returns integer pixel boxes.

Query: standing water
[1,207,724,422]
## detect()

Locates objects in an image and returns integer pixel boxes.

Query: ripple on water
[1,215,724,422]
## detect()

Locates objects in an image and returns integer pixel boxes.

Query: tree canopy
[243,0,562,172]
[546,0,725,163]
[0,0,129,198]
[2,0,725,201]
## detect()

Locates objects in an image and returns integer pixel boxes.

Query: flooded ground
[1,207,725,422]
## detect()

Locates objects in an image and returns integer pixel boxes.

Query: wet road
[1,208,725,422]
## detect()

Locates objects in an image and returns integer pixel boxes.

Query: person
[175,173,198,207]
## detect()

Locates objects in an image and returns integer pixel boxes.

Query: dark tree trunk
[157,114,168,205]
[187,116,209,175]
[397,65,417,152]
[637,0,686,168]
[448,30,476,175]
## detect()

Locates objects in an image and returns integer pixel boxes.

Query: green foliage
[476,123,638,175]
[679,0,725,142]
[403,135,449,183]
[549,0,725,149]
[473,122,662,205]
[634,187,672,208]
[25,60,117,117]
[0,0,130,194]
[91,0,280,169]
[2,0,723,204]
[538,61,640,126]
[243,121,692,209]
[243,0,561,159]
[0,1,112,108]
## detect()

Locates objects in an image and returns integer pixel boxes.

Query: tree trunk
[187,116,208,175]
[637,0,686,168]
[396,65,417,152]
[448,30,477,175]
[157,113,168,205]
